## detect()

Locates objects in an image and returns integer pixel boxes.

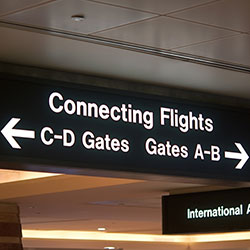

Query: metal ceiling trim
[1,20,250,74]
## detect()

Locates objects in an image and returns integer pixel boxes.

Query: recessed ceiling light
[71,14,85,22]
[104,247,115,250]
[98,227,106,231]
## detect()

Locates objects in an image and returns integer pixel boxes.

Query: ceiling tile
[0,0,52,16]
[88,0,213,15]
[170,0,250,33]
[95,16,235,49]
[0,0,155,34]
[176,34,250,67]
[1,26,250,99]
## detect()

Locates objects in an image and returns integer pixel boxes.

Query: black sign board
[0,76,250,180]
[162,188,250,234]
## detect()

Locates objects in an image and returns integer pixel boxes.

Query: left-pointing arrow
[1,118,35,149]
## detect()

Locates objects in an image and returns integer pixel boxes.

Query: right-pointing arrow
[225,143,249,169]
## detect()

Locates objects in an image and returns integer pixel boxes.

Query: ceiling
[1,1,250,250]
[0,170,247,250]
[0,0,250,99]
[1,174,197,233]
[0,172,199,250]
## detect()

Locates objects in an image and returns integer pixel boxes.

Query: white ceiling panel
[170,0,250,33]
[0,0,155,34]
[88,0,213,15]
[176,34,250,67]
[0,0,54,16]
[95,16,236,49]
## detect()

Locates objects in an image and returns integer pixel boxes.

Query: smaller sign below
[162,188,250,234]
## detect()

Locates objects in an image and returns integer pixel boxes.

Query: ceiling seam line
[164,0,221,16]
[0,0,57,18]
[170,33,240,50]
[86,0,160,15]
[90,16,160,35]
[167,16,248,35]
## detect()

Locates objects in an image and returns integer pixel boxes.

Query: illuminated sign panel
[162,188,250,234]
[0,78,250,180]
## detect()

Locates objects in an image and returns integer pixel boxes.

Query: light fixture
[98,227,107,231]
[0,169,60,184]
[71,14,85,22]
[22,229,250,243]
[104,247,115,250]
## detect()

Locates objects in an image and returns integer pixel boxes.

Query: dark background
[0,75,250,181]
[162,188,250,234]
